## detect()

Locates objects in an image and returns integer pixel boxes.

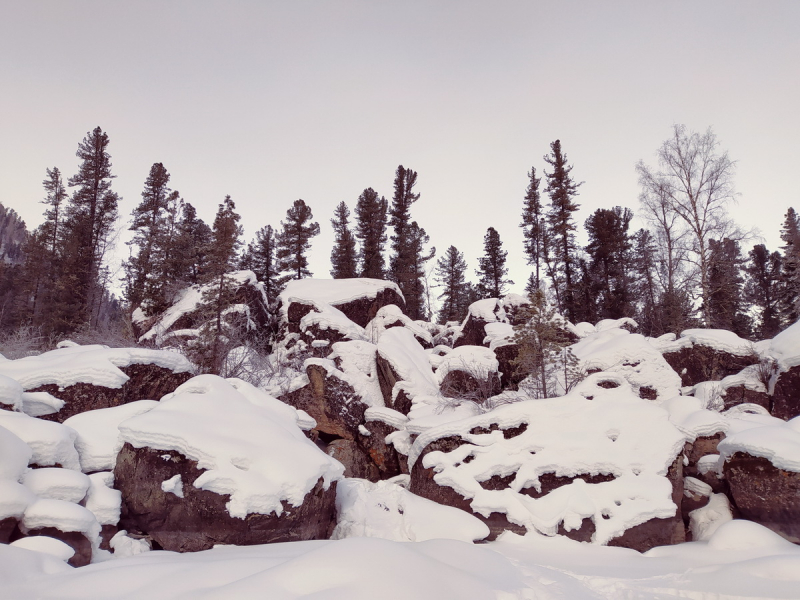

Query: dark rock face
[662,345,759,388]
[279,364,367,440]
[683,434,727,495]
[439,369,501,401]
[0,516,18,544]
[358,419,407,479]
[332,288,407,328]
[454,314,493,348]
[114,444,337,552]
[771,366,800,420]
[22,527,92,567]
[326,439,380,481]
[494,343,524,391]
[724,452,800,543]
[721,385,770,412]
[374,353,404,412]
[30,364,191,423]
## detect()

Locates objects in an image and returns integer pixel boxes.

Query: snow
[766,318,800,369]
[109,530,151,558]
[364,304,432,346]
[689,493,732,541]
[298,301,368,342]
[327,340,384,407]
[0,424,32,479]
[19,391,65,417]
[482,321,515,350]
[595,317,638,332]
[0,410,81,470]
[21,468,90,503]
[118,375,344,518]
[433,345,499,387]
[0,344,193,390]
[23,498,100,540]
[10,536,75,562]
[140,270,258,343]
[409,375,687,544]
[680,328,757,357]
[63,400,159,473]
[661,394,727,438]
[161,474,185,498]
[0,480,36,520]
[332,478,490,543]
[84,472,121,526]
[279,277,403,313]
[571,327,682,400]
[718,415,800,472]
[0,372,22,410]
[376,327,438,403]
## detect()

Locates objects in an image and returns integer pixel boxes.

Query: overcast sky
[2,1,799,298]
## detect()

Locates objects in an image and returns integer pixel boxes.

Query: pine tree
[196,196,243,374]
[389,165,420,292]
[125,162,173,312]
[543,140,582,321]
[354,187,388,279]
[434,245,468,324]
[60,127,120,330]
[584,207,633,319]
[476,227,513,298]
[779,207,800,325]
[631,229,660,335]
[277,199,320,282]
[242,225,281,303]
[404,221,435,320]
[330,201,358,279]
[520,166,545,291]
[169,202,213,286]
[511,289,579,398]
[744,244,783,339]
[706,238,750,337]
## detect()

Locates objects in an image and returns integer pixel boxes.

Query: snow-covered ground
[2,519,800,599]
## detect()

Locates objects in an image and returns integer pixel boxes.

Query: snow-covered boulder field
[113,375,344,551]
[0,343,193,421]
[409,374,687,550]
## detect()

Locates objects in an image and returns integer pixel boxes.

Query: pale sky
[2,1,799,298]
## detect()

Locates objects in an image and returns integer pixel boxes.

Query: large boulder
[0,344,193,422]
[114,375,343,551]
[764,321,800,419]
[280,278,405,330]
[409,374,687,550]
[432,345,501,401]
[375,328,438,414]
[656,329,759,388]
[134,270,270,344]
[718,414,800,542]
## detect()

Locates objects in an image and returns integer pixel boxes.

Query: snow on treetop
[0,344,192,390]
[140,270,260,343]
[117,375,344,518]
[409,375,687,544]
[279,278,403,310]
[571,328,682,400]
[718,415,800,472]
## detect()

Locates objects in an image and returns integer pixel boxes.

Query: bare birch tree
[636,125,743,326]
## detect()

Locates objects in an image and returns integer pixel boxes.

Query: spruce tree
[631,229,660,335]
[476,227,513,298]
[434,245,468,324]
[389,165,420,292]
[404,221,435,320]
[706,238,750,336]
[543,140,582,321]
[584,207,633,319]
[243,225,281,303]
[779,207,800,324]
[744,244,783,338]
[61,127,120,330]
[197,196,243,374]
[125,162,173,312]
[169,202,212,286]
[354,187,388,279]
[330,201,357,279]
[520,166,545,291]
[277,199,320,282]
